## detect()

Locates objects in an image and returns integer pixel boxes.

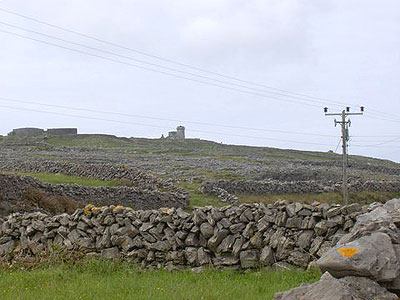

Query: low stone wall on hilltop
[0,174,189,216]
[200,179,400,196]
[0,201,366,269]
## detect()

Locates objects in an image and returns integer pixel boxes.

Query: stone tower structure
[166,126,185,140]
[176,126,185,139]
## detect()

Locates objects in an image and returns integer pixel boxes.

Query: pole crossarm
[325,113,364,116]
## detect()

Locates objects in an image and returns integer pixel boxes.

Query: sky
[0,0,399,162]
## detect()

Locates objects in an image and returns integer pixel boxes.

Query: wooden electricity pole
[324,106,364,205]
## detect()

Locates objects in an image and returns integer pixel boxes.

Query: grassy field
[179,182,226,208]
[0,259,321,300]
[7,172,121,187]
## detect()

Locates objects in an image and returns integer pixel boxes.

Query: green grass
[6,172,121,187]
[0,259,321,300]
[179,182,226,208]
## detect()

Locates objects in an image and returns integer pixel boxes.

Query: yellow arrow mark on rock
[337,248,360,258]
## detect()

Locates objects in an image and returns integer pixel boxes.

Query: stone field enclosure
[1,133,400,299]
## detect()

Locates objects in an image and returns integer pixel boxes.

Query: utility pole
[324,106,364,205]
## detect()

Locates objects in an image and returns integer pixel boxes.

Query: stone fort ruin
[8,127,78,137]
[162,126,185,140]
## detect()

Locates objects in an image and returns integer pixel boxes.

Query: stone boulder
[338,203,400,245]
[317,232,399,282]
[274,272,398,300]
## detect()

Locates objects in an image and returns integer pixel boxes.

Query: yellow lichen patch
[337,248,360,258]
[113,205,124,213]
[91,206,101,213]
[83,204,102,215]
[83,204,95,215]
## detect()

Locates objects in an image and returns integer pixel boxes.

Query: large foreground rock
[317,232,399,282]
[274,272,398,300]
[339,200,400,245]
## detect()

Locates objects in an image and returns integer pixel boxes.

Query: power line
[334,138,342,153]
[0,6,355,109]
[0,20,344,108]
[1,6,399,121]
[0,104,335,147]
[351,137,400,148]
[365,115,400,124]
[0,28,324,109]
[0,96,336,137]
[367,108,400,121]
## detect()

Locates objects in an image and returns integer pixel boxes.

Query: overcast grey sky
[0,0,399,162]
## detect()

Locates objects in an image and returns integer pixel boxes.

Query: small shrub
[22,188,82,214]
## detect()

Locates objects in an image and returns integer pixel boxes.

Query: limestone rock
[240,249,259,268]
[101,247,121,259]
[274,272,398,300]
[317,232,399,282]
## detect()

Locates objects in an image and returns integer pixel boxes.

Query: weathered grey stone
[240,249,259,268]
[314,221,328,236]
[212,255,239,266]
[184,247,198,265]
[327,215,344,227]
[250,232,263,248]
[199,222,214,239]
[345,203,362,214]
[208,229,229,251]
[287,251,310,268]
[0,240,15,255]
[326,207,342,218]
[197,247,211,265]
[317,232,399,282]
[193,209,207,225]
[339,207,400,245]
[232,237,244,258]
[153,240,172,252]
[101,247,121,259]
[185,233,199,247]
[297,230,314,250]
[260,246,275,266]
[217,235,235,253]
[139,223,154,232]
[67,229,80,244]
[316,241,332,258]
[96,228,111,249]
[77,221,88,231]
[274,272,398,300]
[229,223,245,234]
[309,236,324,256]
[77,237,94,249]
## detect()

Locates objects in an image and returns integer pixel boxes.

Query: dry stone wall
[0,160,179,191]
[200,179,400,196]
[0,201,366,270]
[0,174,189,215]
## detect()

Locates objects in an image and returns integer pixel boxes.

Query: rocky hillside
[1,134,399,184]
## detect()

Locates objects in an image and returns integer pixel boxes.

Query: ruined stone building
[165,126,185,140]
[8,127,78,137]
